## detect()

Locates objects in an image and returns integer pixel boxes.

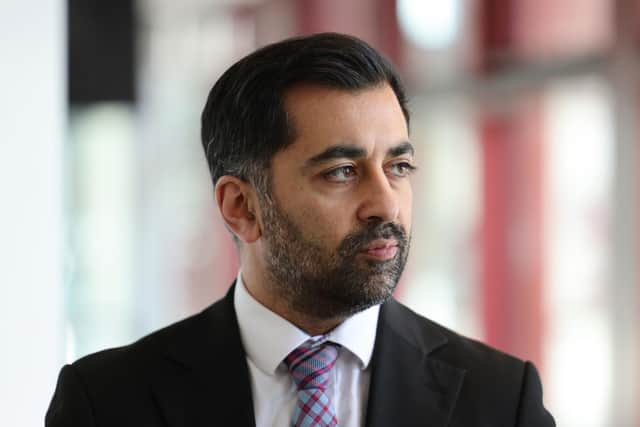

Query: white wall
[0,0,65,425]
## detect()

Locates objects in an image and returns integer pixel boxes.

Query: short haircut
[201,32,410,189]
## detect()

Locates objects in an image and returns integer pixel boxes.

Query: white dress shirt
[233,273,380,427]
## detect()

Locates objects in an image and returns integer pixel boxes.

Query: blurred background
[1,0,639,425]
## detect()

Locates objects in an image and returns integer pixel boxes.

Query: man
[46,33,555,426]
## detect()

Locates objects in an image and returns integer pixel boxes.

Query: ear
[215,176,261,243]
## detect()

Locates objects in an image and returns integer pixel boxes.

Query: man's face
[257,83,413,319]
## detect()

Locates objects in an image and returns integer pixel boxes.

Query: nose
[356,170,400,224]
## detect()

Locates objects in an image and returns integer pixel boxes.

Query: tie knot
[285,341,339,391]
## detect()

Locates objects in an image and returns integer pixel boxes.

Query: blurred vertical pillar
[479,103,545,365]
[476,0,545,366]
[477,0,512,73]
[295,0,402,66]
[610,1,640,424]
[0,0,65,424]
[68,0,135,103]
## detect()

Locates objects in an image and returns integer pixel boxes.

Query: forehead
[281,84,409,159]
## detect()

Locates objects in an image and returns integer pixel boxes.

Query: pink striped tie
[284,341,340,427]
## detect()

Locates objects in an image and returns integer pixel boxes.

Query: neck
[240,264,346,336]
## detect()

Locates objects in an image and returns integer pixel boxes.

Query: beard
[260,197,410,320]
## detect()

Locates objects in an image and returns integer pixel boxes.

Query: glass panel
[542,75,614,426]
[67,104,136,358]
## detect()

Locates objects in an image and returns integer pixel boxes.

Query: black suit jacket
[46,285,555,426]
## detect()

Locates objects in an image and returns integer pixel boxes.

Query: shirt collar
[234,272,380,376]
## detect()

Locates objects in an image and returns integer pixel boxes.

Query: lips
[359,239,399,261]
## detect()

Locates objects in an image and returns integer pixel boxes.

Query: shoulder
[381,299,555,425]
[383,298,524,369]
[70,295,232,383]
[46,291,245,425]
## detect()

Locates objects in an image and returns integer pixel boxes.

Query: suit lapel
[365,299,466,427]
[150,283,256,427]
[147,287,466,427]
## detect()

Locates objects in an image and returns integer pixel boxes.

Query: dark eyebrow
[388,141,414,158]
[305,144,367,167]
[304,141,415,168]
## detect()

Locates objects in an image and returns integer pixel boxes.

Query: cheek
[292,198,355,246]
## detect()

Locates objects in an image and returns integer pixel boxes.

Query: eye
[388,161,417,177]
[323,165,357,183]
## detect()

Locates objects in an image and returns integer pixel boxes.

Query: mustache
[338,222,408,257]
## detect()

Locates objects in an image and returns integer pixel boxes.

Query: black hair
[201,32,410,190]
